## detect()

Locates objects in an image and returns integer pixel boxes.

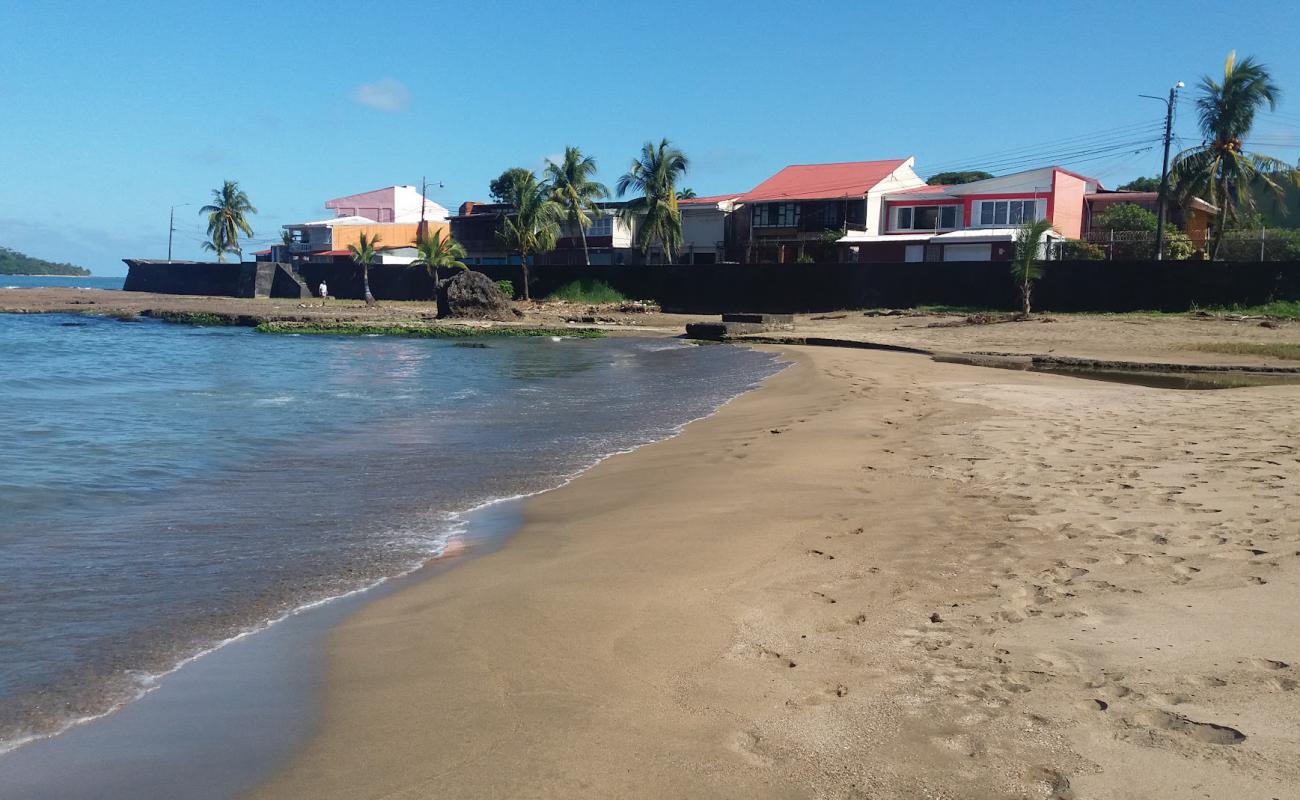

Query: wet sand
[251,345,1300,799]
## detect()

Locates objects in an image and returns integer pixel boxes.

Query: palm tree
[616,139,689,263]
[1010,219,1055,318]
[1170,52,1300,258]
[348,231,381,306]
[676,187,697,200]
[496,171,563,301]
[410,228,467,283]
[544,146,609,267]
[200,180,257,262]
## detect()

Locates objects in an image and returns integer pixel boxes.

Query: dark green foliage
[617,139,690,261]
[926,171,993,186]
[1096,203,1158,231]
[152,311,232,325]
[546,279,628,304]
[1170,52,1300,257]
[1059,240,1106,260]
[1010,219,1055,317]
[255,322,603,338]
[495,279,516,298]
[200,180,257,262]
[1117,177,1161,192]
[489,167,534,206]
[0,246,91,276]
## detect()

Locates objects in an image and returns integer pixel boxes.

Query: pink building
[843,166,1099,262]
[324,185,449,224]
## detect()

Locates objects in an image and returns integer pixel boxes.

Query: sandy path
[249,346,1298,799]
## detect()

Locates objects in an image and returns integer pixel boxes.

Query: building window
[752,203,801,227]
[583,216,612,237]
[978,199,1042,226]
[894,205,958,231]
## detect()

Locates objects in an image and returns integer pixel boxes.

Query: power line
[921,120,1163,175]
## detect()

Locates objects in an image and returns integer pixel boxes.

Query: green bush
[494,279,516,298]
[1059,239,1105,260]
[545,279,628,304]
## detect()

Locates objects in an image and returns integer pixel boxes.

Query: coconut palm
[410,229,467,283]
[1010,219,1055,318]
[348,231,381,306]
[544,146,609,267]
[1170,52,1300,258]
[676,187,697,200]
[200,180,257,262]
[616,139,689,263]
[496,171,563,301]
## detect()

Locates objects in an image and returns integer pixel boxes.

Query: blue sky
[2,1,1298,275]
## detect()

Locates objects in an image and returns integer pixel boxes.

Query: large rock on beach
[437,270,517,320]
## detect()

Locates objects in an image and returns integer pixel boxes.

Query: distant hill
[0,246,91,276]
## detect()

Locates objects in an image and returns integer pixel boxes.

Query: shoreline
[0,337,784,796]
[252,343,1300,799]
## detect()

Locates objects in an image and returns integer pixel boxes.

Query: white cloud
[350,79,411,113]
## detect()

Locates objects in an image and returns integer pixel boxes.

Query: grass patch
[255,322,604,338]
[1187,342,1300,360]
[150,311,234,326]
[545,279,628,304]
[1197,301,1300,319]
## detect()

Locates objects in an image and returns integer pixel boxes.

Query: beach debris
[928,612,944,623]
[436,270,518,321]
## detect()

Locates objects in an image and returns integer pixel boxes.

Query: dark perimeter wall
[124,260,1300,313]
[473,261,1300,313]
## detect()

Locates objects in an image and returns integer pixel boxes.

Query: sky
[2,0,1298,275]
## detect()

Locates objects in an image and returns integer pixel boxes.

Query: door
[943,243,992,262]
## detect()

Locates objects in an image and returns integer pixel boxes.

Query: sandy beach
[248,343,1299,799]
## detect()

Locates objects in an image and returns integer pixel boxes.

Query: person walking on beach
[318,280,328,306]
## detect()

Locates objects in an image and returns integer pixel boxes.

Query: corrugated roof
[677,193,741,206]
[740,159,909,202]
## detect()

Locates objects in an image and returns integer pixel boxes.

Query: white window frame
[583,216,613,237]
[892,204,959,231]
[977,199,1044,227]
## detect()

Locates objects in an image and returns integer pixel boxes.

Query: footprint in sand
[1126,709,1246,745]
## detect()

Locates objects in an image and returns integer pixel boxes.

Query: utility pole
[1144,81,1184,260]
[168,203,189,261]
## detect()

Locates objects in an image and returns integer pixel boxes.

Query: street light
[168,203,191,261]
[1140,81,1185,260]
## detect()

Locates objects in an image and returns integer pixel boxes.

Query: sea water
[0,314,781,751]
[0,275,123,290]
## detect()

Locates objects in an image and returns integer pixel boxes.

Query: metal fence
[1072,228,1300,261]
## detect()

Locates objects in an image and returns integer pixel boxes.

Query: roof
[740,159,911,202]
[931,228,1058,242]
[252,248,272,255]
[885,184,959,200]
[837,231,933,243]
[1085,192,1219,213]
[290,215,378,227]
[677,193,741,206]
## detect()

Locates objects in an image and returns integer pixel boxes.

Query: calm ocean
[0,314,781,751]
[1,275,123,290]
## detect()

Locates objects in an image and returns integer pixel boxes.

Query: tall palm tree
[410,228,467,284]
[200,180,257,262]
[1170,52,1300,258]
[616,139,689,263]
[1010,219,1055,318]
[544,146,609,267]
[348,231,381,306]
[496,171,563,301]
